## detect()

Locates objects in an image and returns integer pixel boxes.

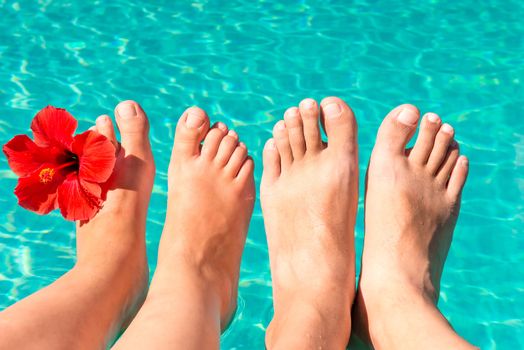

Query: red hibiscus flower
[2,106,116,221]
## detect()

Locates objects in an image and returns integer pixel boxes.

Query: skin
[0,99,477,350]
[261,97,359,350]
[351,105,478,349]
[0,100,155,349]
[112,106,255,349]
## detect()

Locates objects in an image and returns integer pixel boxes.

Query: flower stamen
[39,167,55,184]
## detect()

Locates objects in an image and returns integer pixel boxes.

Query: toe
[273,120,293,169]
[225,142,248,177]
[96,115,118,150]
[114,101,151,159]
[299,98,322,152]
[236,157,255,185]
[447,155,469,199]
[262,138,281,183]
[374,104,419,155]
[320,97,357,153]
[436,141,460,184]
[409,113,441,165]
[201,123,228,159]
[215,131,239,166]
[427,123,454,174]
[284,107,306,160]
[172,106,210,158]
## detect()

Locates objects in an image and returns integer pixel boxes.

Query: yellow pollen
[39,168,55,184]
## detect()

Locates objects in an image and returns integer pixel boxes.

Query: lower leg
[0,101,154,349]
[262,98,359,349]
[352,105,476,349]
[113,107,255,349]
[112,256,222,349]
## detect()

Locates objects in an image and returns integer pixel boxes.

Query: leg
[261,97,359,349]
[351,105,477,349]
[113,107,255,349]
[0,101,154,349]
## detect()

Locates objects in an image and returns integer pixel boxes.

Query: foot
[352,105,474,349]
[112,107,254,350]
[261,97,359,349]
[157,106,255,328]
[77,100,155,331]
[0,101,155,349]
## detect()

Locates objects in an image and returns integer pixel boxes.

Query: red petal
[31,106,77,149]
[72,130,116,183]
[14,164,64,214]
[57,174,102,221]
[3,135,58,177]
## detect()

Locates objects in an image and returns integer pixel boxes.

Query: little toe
[273,120,293,169]
[436,141,460,185]
[172,106,210,158]
[427,123,454,174]
[283,107,306,160]
[215,131,239,166]
[225,142,248,177]
[373,104,419,155]
[201,123,228,159]
[114,101,151,159]
[320,97,357,153]
[236,157,255,185]
[409,113,441,165]
[298,98,322,152]
[262,138,281,183]
[447,155,469,200]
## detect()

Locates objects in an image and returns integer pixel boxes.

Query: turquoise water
[0,0,523,348]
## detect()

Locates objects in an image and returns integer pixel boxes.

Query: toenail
[441,123,454,134]
[397,107,419,126]
[215,122,227,132]
[460,156,468,166]
[275,121,286,130]
[117,102,137,119]
[228,130,238,138]
[239,142,246,148]
[266,139,276,150]
[186,109,206,129]
[427,113,440,124]
[97,115,109,124]
[323,102,342,118]
[301,98,316,109]
[285,107,299,118]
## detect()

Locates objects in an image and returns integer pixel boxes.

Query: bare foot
[261,97,358,349]
[76,100,155,326]
[352,105,475,349]
[113,107,255,350]
[0,101,155,348]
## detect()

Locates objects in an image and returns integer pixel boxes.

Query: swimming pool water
[0,1,523,348]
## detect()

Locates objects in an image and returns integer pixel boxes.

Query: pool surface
[0,1,523,348]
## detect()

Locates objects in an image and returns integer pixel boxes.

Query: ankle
[268,295,351,350]
[356,277,443,347]
[152,255,235,328]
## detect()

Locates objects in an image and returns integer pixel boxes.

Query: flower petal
[57,174,102,221]
[31,106,77,149]
[72,130,116,183]
[14,164,64,214]
[3,135,58,177]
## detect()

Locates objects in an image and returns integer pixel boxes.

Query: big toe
[374,104,420,155]
[172,106,210,158]
[320,97,357,153]
[115,101,152,160]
